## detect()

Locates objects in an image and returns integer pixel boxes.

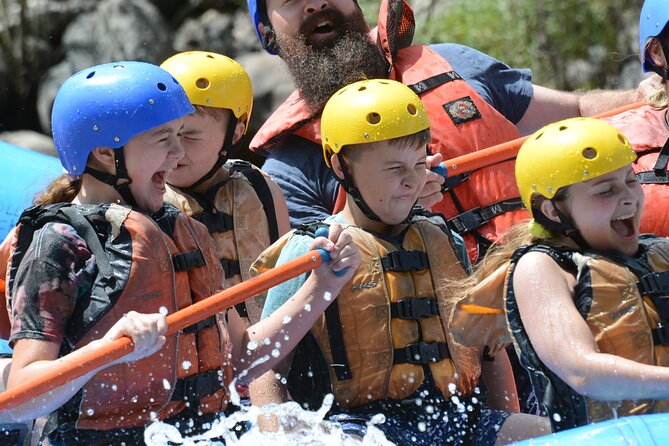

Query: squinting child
[453,117,669,433]
[161,51,290,326]
[0,61,359,445]
[249,79,550,445]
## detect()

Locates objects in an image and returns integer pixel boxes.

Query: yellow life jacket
[165,160,279,324]
[4,203,231,436]
[503,241,669,431]
[604,106,669,237]
[251,214,481,409]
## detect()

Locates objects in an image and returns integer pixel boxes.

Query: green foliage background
[358,0,643,90]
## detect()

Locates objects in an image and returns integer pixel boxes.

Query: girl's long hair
[33,174,82,206]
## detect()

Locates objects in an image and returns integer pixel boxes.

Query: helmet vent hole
[358,86,367,92]
[157,82,167,91]
[534,132,544,140]
[617,134,626,144]
[407,104,417,116]
[559,126,567,131]
[86,71,95,79]
[196,78,210,89]
[367,112,381,125]
[206,54,215,59]
[171,76,179,85]
[582,147,597,160]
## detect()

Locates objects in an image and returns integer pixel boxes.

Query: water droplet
[553,412,562,422]
[148,99,155,105]
[86,408,95,416]
[271,349,280,358]
[418,422,427,432]
[282,315,292,324]
[247,340,258,351]
[448,383,457,394]
[181,360,192,370]
[162,379,171,390]
[158,306,168,315]
[93,124,99,131]
[263,337,271,345]
[111,384,118,391]
[304,303,312,312]
[323,291,332,302]
[131,395,138,403]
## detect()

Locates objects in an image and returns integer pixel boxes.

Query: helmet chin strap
[534,201,590,250]
[182,118,239,190]
[86,147,138,208]
[335,154,416,225]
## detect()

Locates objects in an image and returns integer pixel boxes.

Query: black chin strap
[86,147,138,208]
[534,200,590,250]
[184,119,239,190]
[335,153,416,224]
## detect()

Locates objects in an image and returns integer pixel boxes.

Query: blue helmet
[639,0,669,72]
[52,61,195,175]
[247,0,277,55]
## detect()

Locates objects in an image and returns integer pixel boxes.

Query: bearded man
[247,0,652,264]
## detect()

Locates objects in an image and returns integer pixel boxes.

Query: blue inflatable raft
[512,413,669,445]
[0,141,62,241]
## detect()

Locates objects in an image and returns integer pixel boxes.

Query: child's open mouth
[610,212,636,238]
[152,171,167,192]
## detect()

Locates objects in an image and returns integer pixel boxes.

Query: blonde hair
[643,37,668,108]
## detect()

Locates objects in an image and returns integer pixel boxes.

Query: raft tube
[512,413,669,445]
[0,141,61,240]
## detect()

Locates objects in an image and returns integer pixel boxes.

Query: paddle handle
[0,248,329,413]
[437,101,645,177]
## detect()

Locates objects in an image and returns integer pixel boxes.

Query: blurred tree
[359,0,642,90]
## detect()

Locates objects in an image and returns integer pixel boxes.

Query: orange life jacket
[603,106,669,236]
[505,240,669,431]
[4,203,231,435]
[250,5,523,263]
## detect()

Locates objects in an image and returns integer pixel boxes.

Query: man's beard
[276,9,389,114]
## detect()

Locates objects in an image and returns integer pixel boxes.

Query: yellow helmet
[516,117,636,219]
[321,79,429,167]
[161,51,253,133]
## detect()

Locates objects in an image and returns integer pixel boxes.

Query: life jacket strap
[219,258,241,278]
[390,298,439,319]
[652,323,669,346]
[448,198,525,235]
[636,136,669,184]
[192,212,234,233]
[394,341,450,365]
[172,250,206,272]
[170,369,225,403]
[380,251,429,272]
[637,271,669,296]
[407,71,462,95]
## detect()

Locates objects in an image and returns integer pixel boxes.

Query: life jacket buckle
[652,323,669,346]
[380,251,429,272]
[391,298,439,319]
[395,341,449,364]
[638,271,669,296]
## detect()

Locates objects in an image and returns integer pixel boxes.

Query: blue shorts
[329,395,511,445]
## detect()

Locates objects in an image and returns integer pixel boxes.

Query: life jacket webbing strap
[380,251,429,272]
[652,323,669,346]
[407,71,462,95]
[637,271,669,296]
[192,212,234,233]
[393,341,449,364]
[170,369,224,403]
[390,298,439,319]
[219,258,241,278]
[225,160,280,243]
[172,250,206,272]
[448,198,525,235]
[636,136,669,184]
[182,315,216,334]
[324,301,352,381]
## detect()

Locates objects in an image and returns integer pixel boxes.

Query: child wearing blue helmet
[0,61,359,445]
